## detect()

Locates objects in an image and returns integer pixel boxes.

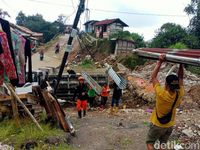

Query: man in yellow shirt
[146,54,184,150]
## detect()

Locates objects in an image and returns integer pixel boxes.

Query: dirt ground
[66,107,150,150]
[64,106,200,150]
[30,34,200,150]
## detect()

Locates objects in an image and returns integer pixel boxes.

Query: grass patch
[44,34,61,50]
[0,119,71,149]
[97,39,112,53]
[33,143,75,150]
[80,59,95,68]
[120,137,132,147]
[186,65,200,75]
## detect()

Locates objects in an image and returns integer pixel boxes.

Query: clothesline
[0,18,42,88]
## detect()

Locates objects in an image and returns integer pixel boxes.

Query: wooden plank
[41,91,57,120]
[5,83,43,131]
[0,94,27,102]
[10,93,20,127]
[47,93,69,132]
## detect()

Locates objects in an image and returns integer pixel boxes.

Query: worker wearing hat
[73,76,88,118]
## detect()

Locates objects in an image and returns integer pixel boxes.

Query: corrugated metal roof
[10,23,43,38]
[84,20,99,25]
[94,18,128,27]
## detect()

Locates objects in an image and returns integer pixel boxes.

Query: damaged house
[84,18,128,38]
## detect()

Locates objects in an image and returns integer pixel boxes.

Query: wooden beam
[5,83,43,131]
[10,93,20,127]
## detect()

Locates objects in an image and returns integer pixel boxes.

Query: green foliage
[150,23,187,48]
[184,0,200,48]
[121,54,146,70]
[185,1,200,37]
[120,138,132,146]
[15,12,65,42]
[110,30,132,40]
[186,65,200,75]
[169,42,188,49]
[0,120,66,149]
[81,59,94,68]
[16,11,26,25]
[182,34,199,49]
[109,31,146,48]
[97,39,112,53]
[131,33,146,48]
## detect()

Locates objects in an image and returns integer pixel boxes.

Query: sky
[0,0,191,41]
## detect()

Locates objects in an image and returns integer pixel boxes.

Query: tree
[15,12,64,42]
[131,33,146,48]
[109,31,146,48]
[169,42,188,49]
[56,14,67,25]
[150,23,187,48]
[0,9,10,18]
[184,0,200,47]
[109,30,132,40]
[16,11,26,25]
[184,0,200,36]
[182,34,199,49]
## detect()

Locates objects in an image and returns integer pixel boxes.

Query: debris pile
[171,109,200,148]
[120,61,200,109]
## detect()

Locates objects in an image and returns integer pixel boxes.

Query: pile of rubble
[171,109,200,149]
[119,61,200,109]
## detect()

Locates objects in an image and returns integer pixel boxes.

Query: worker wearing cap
[73,76,88,118]
[146,54,184,150]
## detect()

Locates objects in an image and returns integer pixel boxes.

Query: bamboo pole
[5,83,43,131]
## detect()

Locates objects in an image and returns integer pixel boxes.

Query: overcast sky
[0,0,191,41]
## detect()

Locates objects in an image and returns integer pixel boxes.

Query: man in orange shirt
[100,83,110,109]
[146,54,184,150]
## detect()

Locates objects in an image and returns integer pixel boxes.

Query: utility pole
[54,0,85,94]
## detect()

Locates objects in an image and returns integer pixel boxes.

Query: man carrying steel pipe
[146,54,184,150]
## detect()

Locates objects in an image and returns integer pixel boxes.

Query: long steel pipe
[105,64,127,89]
[133,49,200,66]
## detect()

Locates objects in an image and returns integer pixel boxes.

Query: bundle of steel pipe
[133,49,200,66]
[137,48,200,58]
[82,72,102,95]
[105,64,127,89]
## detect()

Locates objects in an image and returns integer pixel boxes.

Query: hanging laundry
[0,18,19,85]
[25,38,32,83]
[11,31,21,74]
[0,31,17,85]
[0,42,3,54]
[18,35,26,85]
[10,29,27,85]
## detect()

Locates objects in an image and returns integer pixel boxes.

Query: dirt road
[67,108,151,150]
[64,107,200,150]
[32,34,68,71]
